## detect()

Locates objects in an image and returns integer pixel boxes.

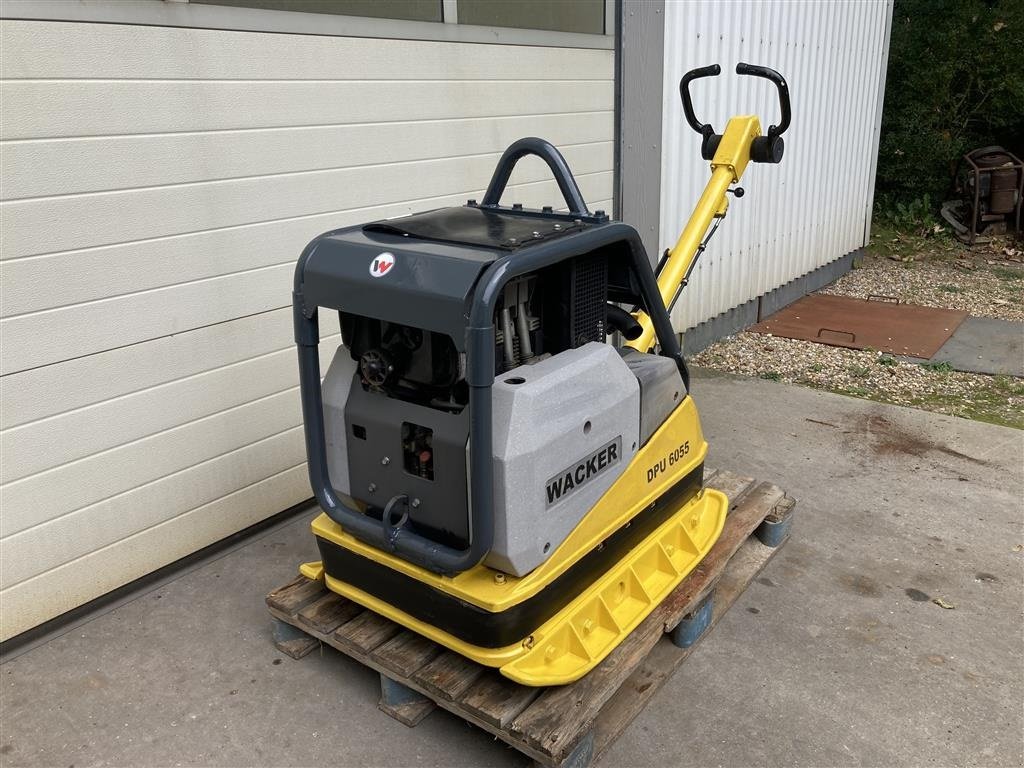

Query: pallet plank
[378,674,437,727]
[333,610,402,654]
[459,671,542,729]
[275,634,320,659]
[590,535,786,764]
[412,651,486,701]
[659,482,785,630]
[372,631,443,678]
[510,481,784,763]
[705,469,756,506]
[297,592,363,635]
[265,573,326,616]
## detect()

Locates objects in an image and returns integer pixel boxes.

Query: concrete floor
[2,370,1022,767]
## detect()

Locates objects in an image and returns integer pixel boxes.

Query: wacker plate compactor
[293,63,791,685]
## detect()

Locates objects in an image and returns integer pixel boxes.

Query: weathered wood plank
[333,610,403,655]
[371,631,443,678]
[510,481,784,762]
[590,534,786,764]
[265,574,326,616]
[297,592,363,635]
[660,482,785,630]
[705,469,756,507]
[378,674,436,727]
[412,651,486,702]
[275,635,320,659]
[459,671,542,729]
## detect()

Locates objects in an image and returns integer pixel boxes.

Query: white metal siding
[659,0,892,331]
[0,19,614,640]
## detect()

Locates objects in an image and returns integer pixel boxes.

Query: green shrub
[875,0,1024,219]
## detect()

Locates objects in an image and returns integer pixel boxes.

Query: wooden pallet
[266,469,795,768]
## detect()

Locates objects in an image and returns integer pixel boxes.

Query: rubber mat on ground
[749,293,969,358]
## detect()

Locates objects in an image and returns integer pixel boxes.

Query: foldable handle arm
[481,137,590,215]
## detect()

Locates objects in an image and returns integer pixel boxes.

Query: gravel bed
[692,333,1024,428]
[820,256,1024,321]
[692,233,1023,427]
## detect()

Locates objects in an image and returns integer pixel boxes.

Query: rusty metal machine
[942,146,1023,244]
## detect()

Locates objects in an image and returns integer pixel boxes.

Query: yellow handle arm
[626,115,762,352]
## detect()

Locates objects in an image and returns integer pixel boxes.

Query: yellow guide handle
[626,61,791,354]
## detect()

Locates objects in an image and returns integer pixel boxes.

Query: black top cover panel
[364,206,587,251]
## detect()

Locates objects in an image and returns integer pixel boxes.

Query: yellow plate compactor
[293,63,791,685]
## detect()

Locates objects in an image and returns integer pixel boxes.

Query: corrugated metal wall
[659,0,892,331]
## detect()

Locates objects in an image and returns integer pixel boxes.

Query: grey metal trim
[680,299,759,357]
[441,0,457,24]
[617,0,666,262]
[679,249,860,357]
[611,0,622,219]
[0,0,614,48]
[863,0,895,244]
[756,250,859,321]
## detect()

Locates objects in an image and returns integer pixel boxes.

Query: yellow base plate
[304,487,726,685]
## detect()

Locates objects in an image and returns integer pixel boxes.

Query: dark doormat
[749,293,969,358]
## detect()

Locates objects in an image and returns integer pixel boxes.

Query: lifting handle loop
[481,137,590,216]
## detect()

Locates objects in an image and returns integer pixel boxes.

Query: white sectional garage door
[0,18,614,640]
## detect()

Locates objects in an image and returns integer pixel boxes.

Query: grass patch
[992,266,1023,281]
[866,223,960,263]
[920,360,954,373]
[759,371,782,381]
[907,389,1024,430]
[939,284,964,293]
[819,378,1024,430]
[848,364,872,378]
[837,386,872,398]
[877,355,898,366]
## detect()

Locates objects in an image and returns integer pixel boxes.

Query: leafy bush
[875,0,1024,221]
[875,193,938,232]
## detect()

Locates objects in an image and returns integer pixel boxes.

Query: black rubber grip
[735,62,791,138]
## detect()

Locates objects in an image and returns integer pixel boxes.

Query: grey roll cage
[293,138,687,576]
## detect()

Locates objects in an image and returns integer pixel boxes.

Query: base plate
[304,487,727,686]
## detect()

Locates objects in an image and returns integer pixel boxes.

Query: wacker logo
[545,437,621,507]
[369,252,395,277]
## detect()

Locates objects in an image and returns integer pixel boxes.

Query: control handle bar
[678,62,791,164]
